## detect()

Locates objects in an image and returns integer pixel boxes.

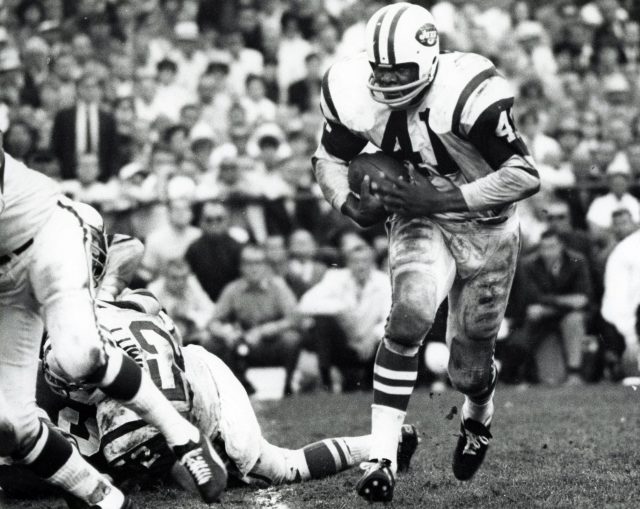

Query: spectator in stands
[223,29,264,96]
[264,235,289,278]
[141,198,201,282]
[197,66,232,142]
[286,229,326,299]
[587,162,640,235]
[240,74,277,126]
[148,258,215,346]
[601,227,640,380]
[297,236,391,392]
[543,200,595,263]
[154,57,190,122]
[4,119,38,162]
[208,244,301,396]
[185,201,243,302]
[507,230,594,384]
[287,52,322,114]
[594,208,638,284]
[51,70,117,181]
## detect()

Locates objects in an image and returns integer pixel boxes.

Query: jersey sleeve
[456,75,540,211]
[458,75,535,172]
[317,67,368,163]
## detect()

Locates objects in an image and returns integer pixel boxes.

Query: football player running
[0,152,225,508]
[312,2,539,503]
[0,233,419,500]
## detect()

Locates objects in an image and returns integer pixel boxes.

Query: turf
[3,383,640,508]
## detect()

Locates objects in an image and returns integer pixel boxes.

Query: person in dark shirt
[208,244,301,396]
[506,230,594,384]
[185,201,242,302]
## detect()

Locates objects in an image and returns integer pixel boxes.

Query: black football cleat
[397,424,419,473]
[356,459,395,503]
[452,418,492,481]
[173,433,228,503]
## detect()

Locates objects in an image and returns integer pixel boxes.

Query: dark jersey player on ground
[312,2,540,503]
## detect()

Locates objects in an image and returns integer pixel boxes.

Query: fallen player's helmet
[365,2,439,109]
[72,201,108,289]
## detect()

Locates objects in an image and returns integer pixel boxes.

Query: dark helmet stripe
[372,6,392,64]
[387,4,411,66]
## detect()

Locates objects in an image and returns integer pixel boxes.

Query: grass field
[4,383,640,509]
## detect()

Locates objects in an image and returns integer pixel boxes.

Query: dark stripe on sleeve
[387,5,410,65]
[320,120,368,162]
[321,69,340,123]
[452,67,498,137]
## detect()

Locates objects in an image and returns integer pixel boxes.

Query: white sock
[48,447,124,508]
[122,372,199,447]
[369,404,405,472]
[462,396,494,426]
[342,435,371,464]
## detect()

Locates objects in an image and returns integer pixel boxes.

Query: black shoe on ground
[397,424,419,473]
[356,458,395,503]
[452,418,492,481]
[173,433,228,503]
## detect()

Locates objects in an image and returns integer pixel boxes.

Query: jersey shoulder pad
[321,52,381,132]
[427,51,501,134]
[116,288,163,316]
[458,70,514,138]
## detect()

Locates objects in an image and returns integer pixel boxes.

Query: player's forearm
[311,156,351,211]
[459,156,540,211]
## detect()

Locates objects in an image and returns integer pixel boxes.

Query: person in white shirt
[601,229,640,378]
[586,162,640,234]
[298,237,391,391]
[140,198,202,282]
[240,74,278,127]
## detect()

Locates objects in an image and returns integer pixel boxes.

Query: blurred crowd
[4,0,640,395]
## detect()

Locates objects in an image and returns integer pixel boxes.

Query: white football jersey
[315,51,538,222]
[94,292,191,467]
[0,152,59,255]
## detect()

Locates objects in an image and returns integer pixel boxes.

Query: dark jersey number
[129,320,188,403]
[380,109,459,176]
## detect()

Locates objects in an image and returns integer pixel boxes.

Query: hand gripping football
[348,152,409,195]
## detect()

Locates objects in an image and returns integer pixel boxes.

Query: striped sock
[370,340,419,469]
[373,340,419,410]
[19,423,123,506]
[300,435,371,480]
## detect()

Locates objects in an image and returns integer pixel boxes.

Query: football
[347,152,409,195]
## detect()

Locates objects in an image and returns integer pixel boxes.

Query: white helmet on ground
[365,2,440,109]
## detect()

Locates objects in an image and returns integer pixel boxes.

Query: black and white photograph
[1,0,640,507]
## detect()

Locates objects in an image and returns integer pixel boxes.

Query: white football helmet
[71,201,108,289]
[365,2,440,109]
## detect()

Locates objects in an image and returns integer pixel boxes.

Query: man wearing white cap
[586,158,640,234]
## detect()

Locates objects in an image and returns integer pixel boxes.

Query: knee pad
[447,336,494,397]
[386,300,434,348]
[385,272,436,347]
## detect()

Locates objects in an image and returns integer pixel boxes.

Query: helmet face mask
[88,225,108,289]
[365,3,440,109]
